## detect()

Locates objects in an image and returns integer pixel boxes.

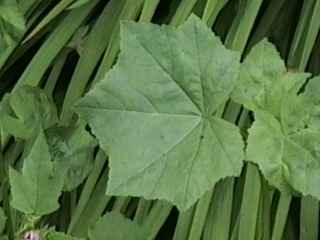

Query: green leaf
[246,110,293,193]
[46,122,97,191]
[302,76,320,131]
[236,40,320,199]
[88,213,146,240]
[0,0,25,32]
[232,39,310,118]
[9,129,66,216]
[0,86,58,140]
[76,15,244,210]
[0,0,26,52]
[247,110,320,197]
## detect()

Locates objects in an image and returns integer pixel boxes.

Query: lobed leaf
[0,86,58,140]
[46,122,97,191]
[9,129,66,216]
[235,39,320,199]
[77,15,244,210]
[232,39,310,118]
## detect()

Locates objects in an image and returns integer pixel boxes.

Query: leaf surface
[9,129,65,216]
[232,39,310,118]
[46,123,97,191]
[0,0,26,54]
[88,213,146,240]
[0,86,58,140]
[77,15,244,210]
[234,40,320,198]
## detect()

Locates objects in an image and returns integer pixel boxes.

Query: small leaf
[46,123,97,191]
[237,39,320,199]
[77,15,244,210]
[232,39,310,117]
[0,0,26,50]
[0,86,58,140]
[88,213,146,240]
[9,129,65,216]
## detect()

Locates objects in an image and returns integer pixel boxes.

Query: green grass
[0,0,320,239]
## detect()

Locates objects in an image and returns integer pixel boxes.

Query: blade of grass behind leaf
[23,0,78,42]
[139,0,161,22]
[288,0,320,70]
[247,0,286,50]
[238,164,261,240]
[144,201,172,240]
[44,49,71,96]
[134,198,152,224]
[203,179,234,240]
[203,0,229,26]
[188,190,214,240]
[14,0,99,89]
[0,0,58,73]
[173,206,195,240]
[60,0,127,124]
[69,167,112,237]
[225,0,263,52]
[170,0,199,26]
[112,197,131,213]
[300,196,319,240]
[271,194,291,240]
[90,0,146,85]
[67,150,107,234]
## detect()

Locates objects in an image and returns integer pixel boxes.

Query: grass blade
[300,196,319,240]
[188,190,214,240]
[238,164,261,240]
[60,0,127,124]
[15,0,99,89]
[271,193,292,240]
[139,0,161,22]
[24,0,78,42]
[173,206,195,240]
[288,0,320,70]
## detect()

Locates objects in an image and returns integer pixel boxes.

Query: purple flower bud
[24,231,40,240]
